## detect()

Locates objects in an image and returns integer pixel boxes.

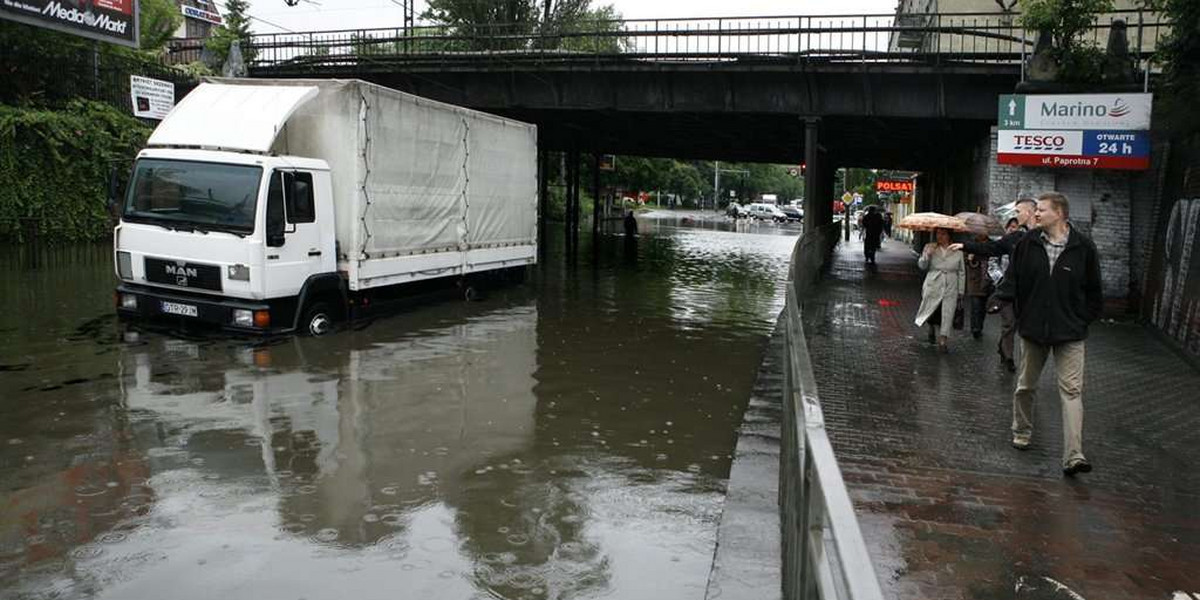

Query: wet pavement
[804,237,1200,600]
[0,213,801,600]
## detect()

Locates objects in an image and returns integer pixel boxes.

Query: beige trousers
[1013,337,1086,466]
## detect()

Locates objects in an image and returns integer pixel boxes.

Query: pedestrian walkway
[802,237,1200,600]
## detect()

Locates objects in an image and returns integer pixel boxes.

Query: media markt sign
[996,93,1152,170]
[1,0,139,47]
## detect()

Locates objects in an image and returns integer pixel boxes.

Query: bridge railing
[780,223,883,600]
[245,10,1167,71]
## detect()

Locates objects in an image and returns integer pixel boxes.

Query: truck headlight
[227,264,250,281]
[117,251,133,280]
[232,309,254,327]
[119,293,138,310]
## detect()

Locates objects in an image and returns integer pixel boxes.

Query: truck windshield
[123,159,262,234]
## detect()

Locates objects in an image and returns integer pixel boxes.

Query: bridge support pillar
[592,153,601,242]
[539,150,549,258]
[803,118,820,235]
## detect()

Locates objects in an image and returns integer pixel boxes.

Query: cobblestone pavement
[803,237,1200,600]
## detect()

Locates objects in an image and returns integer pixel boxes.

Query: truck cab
[116,149,340,334]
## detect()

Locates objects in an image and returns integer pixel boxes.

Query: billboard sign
[1,0,139,47]
[130,75,174,120]
[181,4,220,25]
[997,93,1152,170]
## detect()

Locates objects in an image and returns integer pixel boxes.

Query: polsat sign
[997,93,1152,170]
[876,179,914,193]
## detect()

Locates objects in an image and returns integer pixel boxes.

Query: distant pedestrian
[995,192,1102,476]
[883,211,894,239]
[949,197,1036,371]
[862,206,884,264]
[914,227,964,353]
[624,210,638,237]
[964,233,993,339]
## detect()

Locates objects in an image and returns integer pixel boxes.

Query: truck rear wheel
[300,302,335,336]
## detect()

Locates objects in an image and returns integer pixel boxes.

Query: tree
[1018,0,1115,81]
[421,0,625,52]
[1143,0,1200,133]
[139,0,183,52]
[206,0,255,67]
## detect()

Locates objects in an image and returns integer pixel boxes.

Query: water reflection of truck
[113,79,538,336]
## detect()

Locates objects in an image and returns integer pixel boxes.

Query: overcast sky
[229,0,899,34]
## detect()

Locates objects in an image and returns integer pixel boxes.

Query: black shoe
[1063,458,1093,476]
[1004,358,1016,373]
[972,331,982,339]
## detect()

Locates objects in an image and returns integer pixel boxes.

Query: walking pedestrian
[862,206,884,264]
[914,227,964,353]
[964,233,993,340]
[949,197,1036,371]
[995,192,1103,476]
[988,218,1021,371]
[883,211,894,240]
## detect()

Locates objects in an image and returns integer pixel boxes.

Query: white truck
[113,78,538,335]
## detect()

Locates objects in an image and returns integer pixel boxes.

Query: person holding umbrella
[899,213,969,353]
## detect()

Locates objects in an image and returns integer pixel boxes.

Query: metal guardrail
[242,10,1167,71]
[780,224,883,600]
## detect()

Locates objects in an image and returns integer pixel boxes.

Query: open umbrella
[954,212,1004,236]
[896,212,968,232]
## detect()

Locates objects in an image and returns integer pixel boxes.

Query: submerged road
[0,212,800,600]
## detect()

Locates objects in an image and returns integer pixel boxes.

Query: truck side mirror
[266,174,286,247]
[107,167,123,215]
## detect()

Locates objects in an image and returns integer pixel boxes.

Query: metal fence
[0,42,199,114]
[245,10,1168,71]
[780,223,883,600]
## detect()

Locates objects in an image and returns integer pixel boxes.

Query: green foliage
[1018,0,1114,81]
[206,0,256,66]
[0,101,152,243]
[140,0,184,52]
[421,0,626,52]
[1143,0,1200,133]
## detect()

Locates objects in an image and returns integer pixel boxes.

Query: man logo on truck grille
[165,263,197,287]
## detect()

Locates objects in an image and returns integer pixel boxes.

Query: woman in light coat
[914,228,965,353]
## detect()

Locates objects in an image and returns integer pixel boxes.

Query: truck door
[264,169,325,298]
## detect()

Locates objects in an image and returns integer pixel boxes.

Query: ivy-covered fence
[0,101,152,243]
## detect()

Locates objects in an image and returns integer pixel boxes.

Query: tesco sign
[998,130,1083,155]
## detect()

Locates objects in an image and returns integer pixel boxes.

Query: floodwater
[0,212,799,600]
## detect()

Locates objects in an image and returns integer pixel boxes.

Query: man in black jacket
[995,192,1103,476]
[950,197,1036,371]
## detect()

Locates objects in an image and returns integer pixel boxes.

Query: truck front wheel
[300,301,335,336]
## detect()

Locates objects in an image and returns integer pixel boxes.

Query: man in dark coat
[995,192,1103,477]
[862,205,884,264]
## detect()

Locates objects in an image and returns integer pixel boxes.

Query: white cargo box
[153,78,538,292]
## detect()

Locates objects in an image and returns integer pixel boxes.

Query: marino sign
[1,0,138,47]
[997,93,1152,170]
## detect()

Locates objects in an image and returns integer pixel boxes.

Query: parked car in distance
[779,206,803,222]
[746,203,787,222]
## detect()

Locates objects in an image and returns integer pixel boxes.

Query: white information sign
[130,75,175,120]
[1018,93,1152,131]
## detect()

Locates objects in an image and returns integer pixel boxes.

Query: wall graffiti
[1151,198,1200,358]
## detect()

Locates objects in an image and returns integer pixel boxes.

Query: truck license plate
[161,301,198,317]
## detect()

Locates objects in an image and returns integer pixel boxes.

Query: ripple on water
[312,528,339,543]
